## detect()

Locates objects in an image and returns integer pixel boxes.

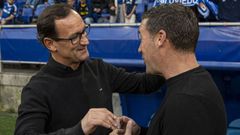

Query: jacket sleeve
[14,86,85,135]
[100,60,165,93]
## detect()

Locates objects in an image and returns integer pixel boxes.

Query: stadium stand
[21,7,33,23]
[1,23,240,134]
[227,119,240,135]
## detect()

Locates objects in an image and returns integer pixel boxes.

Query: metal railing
[1,22,240,28]
[1,22,240,72]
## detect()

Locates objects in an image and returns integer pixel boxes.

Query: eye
[70,33,79,41]
[138,31,142,40]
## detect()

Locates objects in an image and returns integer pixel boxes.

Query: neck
[51,55,80,70]
[161,52,199,80]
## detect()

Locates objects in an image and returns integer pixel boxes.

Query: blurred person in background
[218,0,240,22]
[0,0,17,24]
[123,0,137,23]
[108,0,117,23]
[24,0,43,11]
[0,0,4,11]
[116,0,124,23]
[88,0,109,23]
[152,0,219,22]
[67,0,75,7]
[78,0,93,23]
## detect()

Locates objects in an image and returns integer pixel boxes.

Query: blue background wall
[1,25,240,132]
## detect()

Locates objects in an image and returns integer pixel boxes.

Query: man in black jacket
[112,4,227,135]
[14,3,164,135]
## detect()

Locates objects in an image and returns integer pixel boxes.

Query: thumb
[125,120,133,135]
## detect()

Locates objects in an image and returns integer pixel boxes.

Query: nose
[138,43,142,53]
[80,34,89,46]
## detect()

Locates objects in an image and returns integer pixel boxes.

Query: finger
[92,108,118,128]
[100,114,118,129]
[93,118,113,129]
[96,108,117,120]
[119,116,131,127]
[116,117,121,129]
[125,120,133,135]
[119,116,131,123]
[109,129,125,135]
[93,116,119,130]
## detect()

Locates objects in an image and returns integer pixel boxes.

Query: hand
[120,116,140,135]
[126,15,131,19]
[109,128,125,135]
[109,116,140,135]
[94,8,101,13]
[81,108,118,134]
[1,19,6,25]
[110,6,116,10]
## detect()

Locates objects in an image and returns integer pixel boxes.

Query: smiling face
[48,10,89,68]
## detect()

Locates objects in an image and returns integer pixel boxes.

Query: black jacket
[15,58,165,135]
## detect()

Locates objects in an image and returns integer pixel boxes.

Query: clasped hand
[81,108,140,135]
[109,116,140,135]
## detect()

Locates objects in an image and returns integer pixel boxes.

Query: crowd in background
[0,0,240,25]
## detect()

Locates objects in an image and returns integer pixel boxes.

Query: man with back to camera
[0,0,17,25]
[111,3,227,135]
[14,3,165,135]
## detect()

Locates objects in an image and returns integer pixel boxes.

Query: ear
[43,38,57,52]
[155,30,167,48]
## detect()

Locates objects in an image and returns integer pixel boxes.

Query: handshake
[81,108,141,135]
[109,116,140,135]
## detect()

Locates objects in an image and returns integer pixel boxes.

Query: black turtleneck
[145,66,227,135]
[15,57,165,135]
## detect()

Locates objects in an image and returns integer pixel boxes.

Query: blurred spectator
[0,0,17,24]
[54,0,66,3]
[24,0,43,10]
[151,0,219,22]
[116,0,124,22]
[197,0,219,21]
[0,0,4,10]
[108,0,116,23]
[32,0,49,23]
[67,0,74,7]
[48,0,55,5]
[135,0,146,22]
[218,0,240,22]
[123,0,137,23]
[90,0,109,23]
[78,0,93,23]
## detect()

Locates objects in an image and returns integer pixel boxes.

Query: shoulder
[13,4,17,9]
[23,69,52,92]
[85,58,116,70]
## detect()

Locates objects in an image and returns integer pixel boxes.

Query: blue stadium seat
[22,7,33,23]
[229,119,240,128]
[15,0,27,23]
[120,88,165,127]
[136,3,145,22]
[22,8,33,16]
[227,119,240,135]
[147,2,154,10]
[34,4,48,17]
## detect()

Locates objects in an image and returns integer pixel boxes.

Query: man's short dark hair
[37,4,73,45]
[142,4,199,52]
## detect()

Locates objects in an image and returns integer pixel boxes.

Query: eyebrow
[68,32,79,39]
[69,25,87,37]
